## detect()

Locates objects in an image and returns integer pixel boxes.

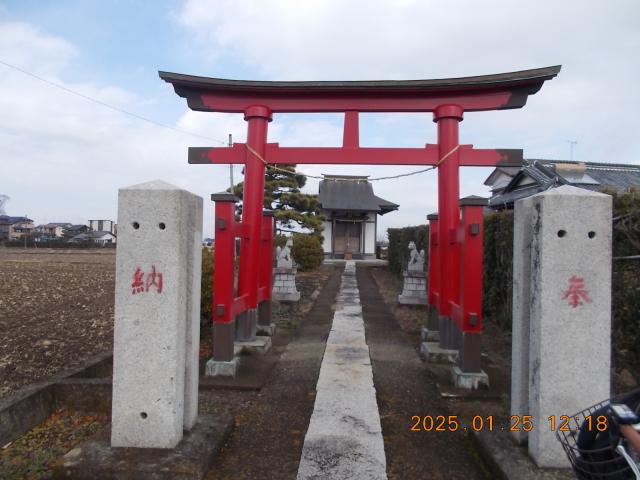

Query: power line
[247,143,456,182]
[0,58,442,183]
[263,163,437,182]
[0,58,227,145]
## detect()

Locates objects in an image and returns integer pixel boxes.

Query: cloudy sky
[1,0,639,238]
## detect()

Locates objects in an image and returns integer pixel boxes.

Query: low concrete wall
[0,352,113,446]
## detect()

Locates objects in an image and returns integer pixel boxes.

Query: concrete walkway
[297,261,387,480]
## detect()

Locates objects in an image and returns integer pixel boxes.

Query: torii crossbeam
[160,65,560,381]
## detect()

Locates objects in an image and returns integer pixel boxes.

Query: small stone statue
[407,241,425,272]
[276,237,294,269]
[273,237,300,302]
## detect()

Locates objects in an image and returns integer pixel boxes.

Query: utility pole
[228,134,234,192]
[567,140,578,161]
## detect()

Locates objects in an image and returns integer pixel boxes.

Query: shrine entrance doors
[334,220,362,256]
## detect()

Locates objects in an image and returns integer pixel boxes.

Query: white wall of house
[95,233,116,245]
[364,212,376,255]
[489,172,514,192]
[322,219,332,254]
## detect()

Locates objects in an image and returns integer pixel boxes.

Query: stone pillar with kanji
[511,185,612,467]
[111,180,203,449]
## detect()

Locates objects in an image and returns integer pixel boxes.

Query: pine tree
[229,165,324,236]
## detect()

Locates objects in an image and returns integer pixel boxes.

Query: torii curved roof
[159,65,560,113]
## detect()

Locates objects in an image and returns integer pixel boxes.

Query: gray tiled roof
[579,164,640,191]
[44,222,72,228]
[488,160,640,208]
[0,215,32,224]
[319,177,399,215]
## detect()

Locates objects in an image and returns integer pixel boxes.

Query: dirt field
[0,248,333,400]
[0,258,336,480]
[0,248,116,398]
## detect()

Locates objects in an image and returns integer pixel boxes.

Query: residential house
[64,224,90,238]
[37,222,72,238]
[69,230,116,245]
[319,175,398,259]
[0,216,35,241]
[89,219,116,235]
[484,160,640,209]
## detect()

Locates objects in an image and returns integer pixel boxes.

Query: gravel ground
[0,249,115,398]
[369,267,430,334]
[358,265,491,480]
[202,263,341,480]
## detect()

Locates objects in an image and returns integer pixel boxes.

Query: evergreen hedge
[387,225,429,275]
[275,233,324,271]
[482,211,514,329]
[609,188,640,373]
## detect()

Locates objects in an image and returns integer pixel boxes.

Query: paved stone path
[297,261,387,480]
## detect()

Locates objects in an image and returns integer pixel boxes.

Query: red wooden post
[343,111,359,148]
[426,213,440,334]
[258,210,275,329]
[455,196,487,372]
[211,193,238,361]
[434,104,463,351]
[236,105,272,341]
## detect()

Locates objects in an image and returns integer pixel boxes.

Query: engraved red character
[145,265,163,294]
[131,267,145,294]
[562,275,592,308]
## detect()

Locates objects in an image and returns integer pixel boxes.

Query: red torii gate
[160,66,560,376]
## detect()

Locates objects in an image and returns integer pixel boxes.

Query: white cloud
[175,0,640,235]
[0,22,77,76]
[177,1,638,80]
[0,21,248,234]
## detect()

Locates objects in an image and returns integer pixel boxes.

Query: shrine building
[318,175,398,260]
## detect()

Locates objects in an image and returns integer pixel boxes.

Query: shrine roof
[159,66,561,113]
[319,177,399,215]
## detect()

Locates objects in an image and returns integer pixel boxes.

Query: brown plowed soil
[0,249,116,398]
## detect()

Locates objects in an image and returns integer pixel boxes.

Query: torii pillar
[235,106,272,341]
